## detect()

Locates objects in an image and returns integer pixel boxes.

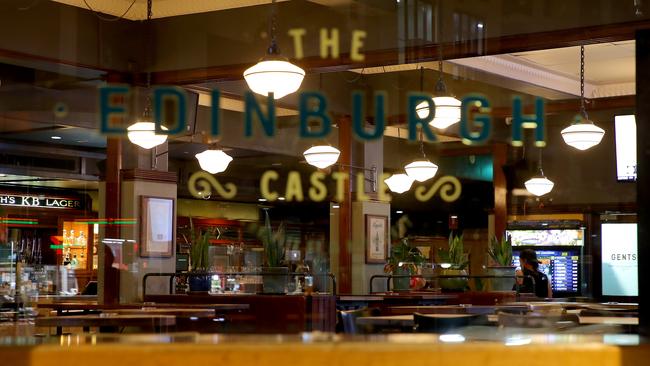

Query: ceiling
[450,42,635,100]
[50,0,291,20]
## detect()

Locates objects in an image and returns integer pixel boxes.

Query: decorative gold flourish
[414,176,462,202]
[188,171,237,200]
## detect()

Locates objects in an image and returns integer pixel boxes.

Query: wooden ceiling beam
[150,19,650,85]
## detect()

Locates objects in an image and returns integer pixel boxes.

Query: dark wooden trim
[337,116,353,294]
[508,202,637,216]
[636,29,650,335]
[491,95,636,118]
[151,20,649,85]
[493,143,508,238]
[121,169,178,183]
[0,48,118,75]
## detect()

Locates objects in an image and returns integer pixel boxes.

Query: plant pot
[392,266,413,291]
[439,268,468,292]
[188,273,211,293]
[262,266,289,294]
[486,266,516,291]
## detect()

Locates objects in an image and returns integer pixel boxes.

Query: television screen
[506,229,584,247]
[615,115,637,181]
[512,250,580,293]
[601,223,638,297]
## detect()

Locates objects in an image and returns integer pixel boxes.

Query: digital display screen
[602,223,638,297]
[615,115,637,181]
[512,250,580,293]
[507,229,584,247]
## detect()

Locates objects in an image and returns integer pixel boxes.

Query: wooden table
[579,316,638,325]
[38,302,249,316]
[36,314,176,335]
[357,314,481,329]
[357,314,638,330]
[107,308,216,317]
[386,304,529,315]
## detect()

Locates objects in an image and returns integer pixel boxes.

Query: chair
[413,313,482,333]
[339,307,380,334]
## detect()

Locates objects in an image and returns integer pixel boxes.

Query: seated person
[514,249,552,298]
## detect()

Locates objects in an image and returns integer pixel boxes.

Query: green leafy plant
[487,235,513,267]
[257,209,286,267]
[384,238,426,274]
[188,218,210,271]
[437,233,468,270]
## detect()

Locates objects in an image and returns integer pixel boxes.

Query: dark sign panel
[0,194,84,210]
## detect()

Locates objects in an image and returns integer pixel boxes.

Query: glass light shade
[303,145,340,169]
[127,121,168,149]
[524,175,554,196]
[415,96,462,129]
[404,160,439,182]
[243,59,305,99]
[561,120,605,150]
[195,149,233,174]
[384,173,414,194]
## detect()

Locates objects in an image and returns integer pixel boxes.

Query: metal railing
[368,274,536,295]
[142,271,337,298]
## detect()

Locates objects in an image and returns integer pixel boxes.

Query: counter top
[3,333,650,366]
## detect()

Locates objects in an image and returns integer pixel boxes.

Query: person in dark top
[515,249,552,298]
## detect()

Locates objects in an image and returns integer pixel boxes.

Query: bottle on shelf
[69,229,75,246]
[77,231,86,246]
[62,229,68,245]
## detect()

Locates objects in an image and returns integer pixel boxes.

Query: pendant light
[406,68,439,182]
[127,0,168,150]
[561,45,605,151]
[525,148,554,196]
[303,145,341,169]
[415,8,461,129]
[385,128,415,193]
[303,75,340,169]
[243,0,305,99]
[385,173,415,194]
[195,148,233,174]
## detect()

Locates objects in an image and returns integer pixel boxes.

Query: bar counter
[3,333,650,366]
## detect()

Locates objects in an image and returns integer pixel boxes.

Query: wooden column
[636,29,649,335]
[492,143,508,238]
[337,116,353,294]
[102,137,121,305]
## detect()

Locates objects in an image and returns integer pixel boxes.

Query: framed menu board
[140,196,175,257]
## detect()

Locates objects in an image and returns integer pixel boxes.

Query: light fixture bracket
[337,164,377,192]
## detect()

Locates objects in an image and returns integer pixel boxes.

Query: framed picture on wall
[366,215,388,264]
[140,196,175,257]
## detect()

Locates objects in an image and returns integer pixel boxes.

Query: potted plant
[257,209,288,294]
[437,233,469,292]
[486,235,515,291]
[384,238,426,291]
[187,219,211,292]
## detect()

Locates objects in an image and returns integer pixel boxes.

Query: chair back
[413,313,481,333]
[340,307,379,334]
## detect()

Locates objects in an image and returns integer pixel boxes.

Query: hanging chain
[538,147,544,174]
[268,0,279,54]
[434,1,447,94]
[143,0,153,118]
[579,45,588,119]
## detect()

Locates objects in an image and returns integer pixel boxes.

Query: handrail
[142,271,337,299]
[368,274,536,295]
